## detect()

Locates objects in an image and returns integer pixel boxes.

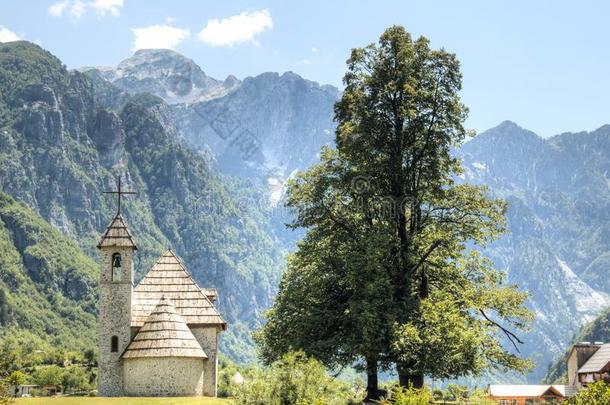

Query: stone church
[97,212,226,397]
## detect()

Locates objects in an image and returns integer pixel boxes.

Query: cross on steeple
[103,175,136,215]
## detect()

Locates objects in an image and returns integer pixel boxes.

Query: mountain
[85,50,340,204]
[0,41,284,363]
[460,121,610,382]
[82,49,240,105]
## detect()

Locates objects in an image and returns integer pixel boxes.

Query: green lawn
[15,398,234,405]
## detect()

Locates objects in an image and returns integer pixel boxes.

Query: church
[96,192,226,397]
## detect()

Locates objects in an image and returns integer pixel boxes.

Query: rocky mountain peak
[96,49,239,105]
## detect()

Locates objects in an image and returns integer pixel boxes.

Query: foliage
[31,366,63,386]
[0,379,11,405]
[12,398,232,405]
[379,385,433,405]
[217,356,244,398]
[234,351,356,405]
[564,381,610,405]
[6,372,26,388]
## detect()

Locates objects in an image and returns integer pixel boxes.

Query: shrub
[0,379,12,405]
[235,351,355,405]
[564,381,610,405]
[379,385,433,405]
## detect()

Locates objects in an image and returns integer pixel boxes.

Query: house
[486,385,571,404]
[567,341,610,389]
[97,207,226,397]
[9,385,38,397]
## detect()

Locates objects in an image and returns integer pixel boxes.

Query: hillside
[0,192,97,357]
[0,41,284,363]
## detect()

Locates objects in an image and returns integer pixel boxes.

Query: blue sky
[1,0,609,137]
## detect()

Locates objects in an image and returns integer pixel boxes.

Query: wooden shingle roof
[97,214,137,250]
[578,343,610,373]
[131,250,226,329]
[122,297,207,359]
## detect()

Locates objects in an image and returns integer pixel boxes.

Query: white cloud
[91,0,123,16]
[311,46,318,53]
[0,25,21,43]
[48,0,69,17]
[70,0,85,19]
[197,9,272,47]
[131,24,190,51]
[48,0,123,19]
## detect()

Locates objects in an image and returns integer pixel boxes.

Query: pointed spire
[97,214,137,250]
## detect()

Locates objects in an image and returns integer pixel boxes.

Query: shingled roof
[97,214,137,250]
[131,250,226,329]
[122,297,207,359]
[578,343,610,373]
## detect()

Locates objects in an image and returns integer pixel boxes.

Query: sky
[1,0,609,137]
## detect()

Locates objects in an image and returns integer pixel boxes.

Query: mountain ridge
[0,41,284,363]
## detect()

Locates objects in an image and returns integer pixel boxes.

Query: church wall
[191,326,220,396]
[123,357,204,396]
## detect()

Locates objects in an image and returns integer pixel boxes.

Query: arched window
[111,253,122,282]
[111,336,118,353]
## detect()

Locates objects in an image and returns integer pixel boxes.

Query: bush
[235,351,355,405]
[379,385,433,405]
[0,379,12,405]
[564,381,610,405]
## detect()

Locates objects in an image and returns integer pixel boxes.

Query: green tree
[256,148,396,400]
[257,25,532,398]
[31,365,62,386]
[6,371,26,396]
[60,367,89,393]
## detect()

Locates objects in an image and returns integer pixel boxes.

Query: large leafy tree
[256,149,396,399]
[257,26,532,399]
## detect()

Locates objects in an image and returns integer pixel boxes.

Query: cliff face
[84,51,340,204]
[0,42,283,363]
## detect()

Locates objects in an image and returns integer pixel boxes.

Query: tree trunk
[364,357,385,401]
[397,365,424,389]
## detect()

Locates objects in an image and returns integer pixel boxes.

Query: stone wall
[191,326,220,396]
[98,247,134,397]
[123,357,204,396]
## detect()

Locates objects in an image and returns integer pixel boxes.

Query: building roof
[487,385,566,398]
[122,297,207,359]
[579,343,610,373]
[131,250,226,329]
[97,214,137,250]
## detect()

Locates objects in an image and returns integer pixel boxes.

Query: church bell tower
[97,176,137,397]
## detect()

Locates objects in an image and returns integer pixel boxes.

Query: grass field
[15,397,234,405]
